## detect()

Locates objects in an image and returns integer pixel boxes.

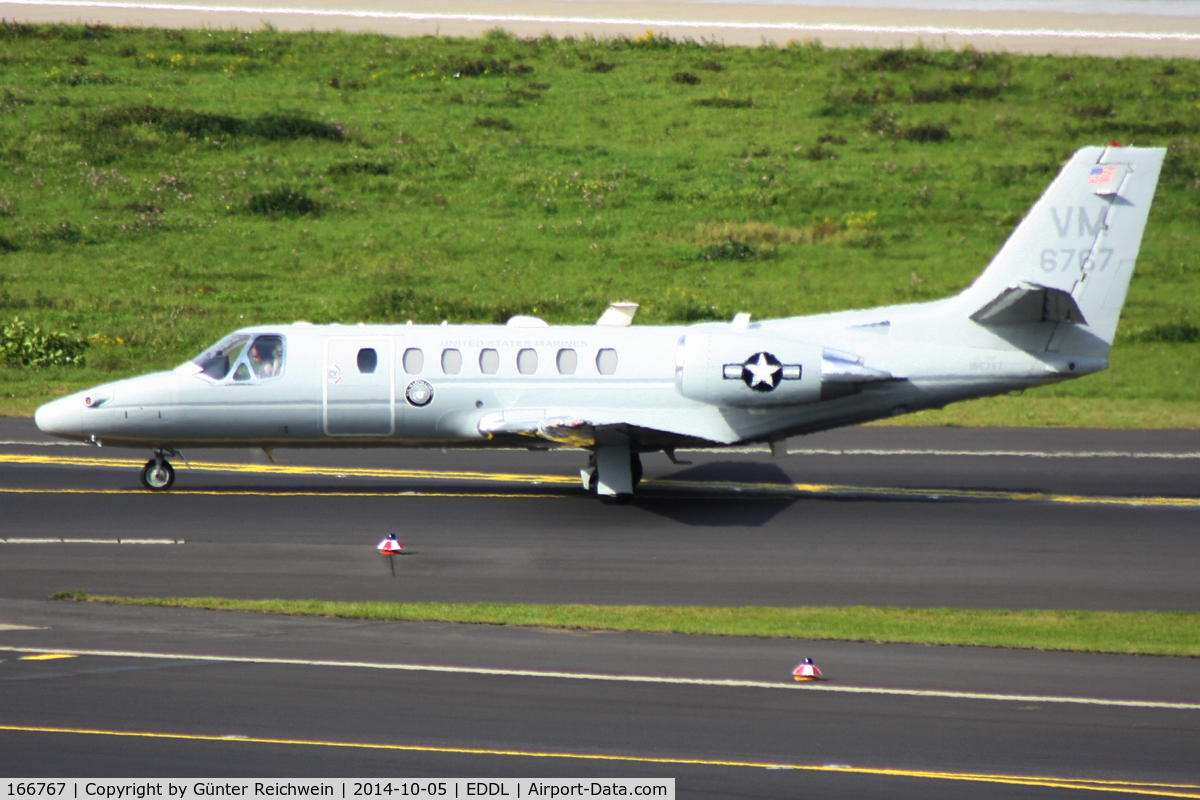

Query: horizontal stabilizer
[971,283,1088,327]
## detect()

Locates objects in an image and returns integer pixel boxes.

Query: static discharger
[377,533,403,576]
[793,658,821,682]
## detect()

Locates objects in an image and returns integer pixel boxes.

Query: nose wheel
[140,458,176,491]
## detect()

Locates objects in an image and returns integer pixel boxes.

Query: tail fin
[963,146,1165,354]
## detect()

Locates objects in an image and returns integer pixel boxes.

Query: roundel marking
[742,352,783,392]
[405,380,434,407]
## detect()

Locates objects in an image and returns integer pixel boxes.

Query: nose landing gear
[140,450,177,491]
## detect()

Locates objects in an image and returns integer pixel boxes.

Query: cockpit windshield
[193,334,251,380]
[192,333,285,381]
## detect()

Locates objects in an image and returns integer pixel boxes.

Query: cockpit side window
[193,334,251,380]
[249,335,285,379]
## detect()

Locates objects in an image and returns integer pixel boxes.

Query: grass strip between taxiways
[54,594,1200,657]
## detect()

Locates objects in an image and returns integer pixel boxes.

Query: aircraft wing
[476,409,719,449]
[477,412,596,447]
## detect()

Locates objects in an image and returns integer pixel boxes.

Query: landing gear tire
[141,459,175,491]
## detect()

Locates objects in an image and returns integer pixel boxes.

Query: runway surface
[1,418,1198,610]
[2,417,1199,794]
[3,0,1199,57]
[2,599,1199,795]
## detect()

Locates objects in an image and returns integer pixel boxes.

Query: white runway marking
[0,646,1195,710]
[4,0,1199,41]
[0,538,184,544]
[0,441,89,447]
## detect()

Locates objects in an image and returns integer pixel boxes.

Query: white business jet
[35,146,1164,499]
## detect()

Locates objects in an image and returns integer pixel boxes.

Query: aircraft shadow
[630,496,796,527]
[633,461,798,526]
[651,461,797,486]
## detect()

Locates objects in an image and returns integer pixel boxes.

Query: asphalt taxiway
[1,599,1199,795]
[2,418,1198,795]
[1,419,1198,610]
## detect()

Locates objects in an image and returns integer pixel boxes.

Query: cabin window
[441,348,462,375]
[232,363,251,382]
[403,348,424,375]
[517,348,538,375]
[596,348,618,375]
[479,349,499,374]
[357,348,378,374]
[193,334,251,380]
[249,335,284,379]
[556,348,578,375]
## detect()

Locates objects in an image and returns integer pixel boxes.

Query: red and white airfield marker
[377,534,403,555]
[793,658,821,682]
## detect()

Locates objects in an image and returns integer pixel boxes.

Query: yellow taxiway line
[17,653,77,661]
[0,453,575,484]
[0,488,566,498]
[0,725,1196,797]
[2,453,1198,508]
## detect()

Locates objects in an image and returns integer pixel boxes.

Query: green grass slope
[2,24,1198,424]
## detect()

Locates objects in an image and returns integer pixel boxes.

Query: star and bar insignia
[723,352,802,392]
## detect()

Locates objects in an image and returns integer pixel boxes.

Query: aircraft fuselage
[33,311,1092,453]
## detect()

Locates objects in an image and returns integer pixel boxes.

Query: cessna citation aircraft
[36,146,1164,498]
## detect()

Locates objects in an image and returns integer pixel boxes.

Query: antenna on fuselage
[596,302,638,326]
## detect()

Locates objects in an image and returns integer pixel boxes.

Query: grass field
[53,594,1200,657]
[2,24,1199,424]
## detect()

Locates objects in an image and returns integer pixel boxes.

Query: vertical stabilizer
[963,146,1165,353]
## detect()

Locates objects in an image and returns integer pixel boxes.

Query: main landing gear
[581,445,643,502]
[140,450,177,491]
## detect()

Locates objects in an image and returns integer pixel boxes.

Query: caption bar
[5,781,674,800]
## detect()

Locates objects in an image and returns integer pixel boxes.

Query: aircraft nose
[35,395,83,439]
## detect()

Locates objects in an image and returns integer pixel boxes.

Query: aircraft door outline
[323,337,396,436]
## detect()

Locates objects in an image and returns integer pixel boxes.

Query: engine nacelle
[675,330,824,408]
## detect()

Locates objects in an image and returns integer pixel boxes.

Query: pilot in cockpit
[250,338,282,379]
